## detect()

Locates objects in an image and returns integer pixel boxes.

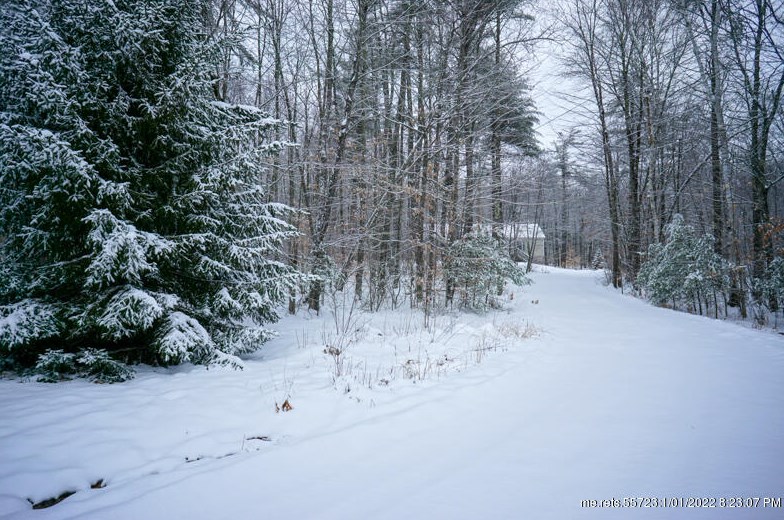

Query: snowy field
[1,266,783,519]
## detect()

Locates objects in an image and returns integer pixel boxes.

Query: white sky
[526,2,592,151]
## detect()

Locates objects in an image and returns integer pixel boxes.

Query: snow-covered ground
[1,267,783,519]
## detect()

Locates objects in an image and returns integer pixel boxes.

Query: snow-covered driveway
[2,268,783,519]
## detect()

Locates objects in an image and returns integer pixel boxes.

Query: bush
[638,215,731,315]
[444,235,529,310]
[756,257,784,313]
[35,350,78,383]
[76,348,135,383]
[35,348,134,383]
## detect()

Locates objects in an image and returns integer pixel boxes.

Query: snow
[0,300,58,349]
[97,288,164,340]
[1,267,783,519]
[84,209,174,289]
[154,312,213,364]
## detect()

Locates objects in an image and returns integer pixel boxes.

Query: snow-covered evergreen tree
[0,0,301,372]
[637,215,731,314]
[444,235,528,310]
[757,257,784,313]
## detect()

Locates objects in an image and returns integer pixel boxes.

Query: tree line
[211,0,542,314]
[216,0,784,320]
[558,0,783,320]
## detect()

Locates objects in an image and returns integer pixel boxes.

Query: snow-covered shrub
[753,257,784,317]
[0,300,64,370]
[0,0,303,375]
[591,249,606,270]
[637,215,731,315]
[82,287,171,342]
[153,312,215,366]
[76,348,134,383]
[35,348,133,383]
[310,249,343,292]
[35,350,78,383]
[0,301,62,351]
[444,235,529,310]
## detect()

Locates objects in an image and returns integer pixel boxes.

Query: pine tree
[444,234,528,310]
[0,0,301,374]
[637,215,731,315]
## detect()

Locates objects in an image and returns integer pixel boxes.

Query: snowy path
[2,268,783,519]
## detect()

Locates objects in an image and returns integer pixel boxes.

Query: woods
[197,0,543,318]
[560,0,783,320]
[1,0,783,376]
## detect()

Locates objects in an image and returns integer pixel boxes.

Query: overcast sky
[525,2,592,151]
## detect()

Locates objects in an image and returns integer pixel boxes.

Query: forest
[0,0,783,379]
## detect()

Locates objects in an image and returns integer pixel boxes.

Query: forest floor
[1,266,783,519]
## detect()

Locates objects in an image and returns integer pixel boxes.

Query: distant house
[503,223,545,263]
[473,223,546,264]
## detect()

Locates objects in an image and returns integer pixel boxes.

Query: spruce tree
[637,215,731,313]
[0,0,301,374]
[444,234,528,310]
